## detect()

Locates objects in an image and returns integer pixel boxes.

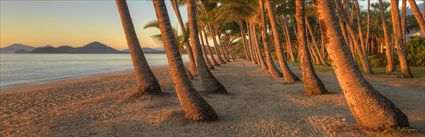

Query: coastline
[0,64,170,94]
[0,53,179,90]
[1,60,424,136]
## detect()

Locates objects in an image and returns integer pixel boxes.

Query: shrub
[406,37,425,66]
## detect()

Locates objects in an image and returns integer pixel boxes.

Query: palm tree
[143,20,194,80]
[401,0,407,44]
[305,17,328,66]
[170,0,198,76]
[115,0,162,96]
[198,2,227,64]
[264,0,300,83]
[354,0,366,56]
[333,0,374,75]
[187,0,227,94]
[378,0,395,73]
[295,0,327,96]
[259,0,282,78]
[202,28,220,66]
[407,0,425,34]
[211,0,257,62]
[390,0,413,78]
[366,0,372,53]
[152,0,218,121]
[199,30,214,69]
[314,0,409,130]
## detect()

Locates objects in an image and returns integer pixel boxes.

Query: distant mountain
[122,47,165,53]
[407,3,424,16]
[30,41,122,54]
[0,43,35,53]
[15,49,30,53]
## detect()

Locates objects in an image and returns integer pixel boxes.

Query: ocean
[0,54,188,88]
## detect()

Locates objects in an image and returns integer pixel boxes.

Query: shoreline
[0,64,170,91]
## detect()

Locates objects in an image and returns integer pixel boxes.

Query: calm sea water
[0,54,188,88]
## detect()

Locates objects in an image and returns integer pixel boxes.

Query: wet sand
[1,60,424,137]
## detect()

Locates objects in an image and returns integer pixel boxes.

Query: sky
[0,0,423,50]
[0,0,188,50]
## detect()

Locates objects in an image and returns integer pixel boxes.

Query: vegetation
[114,0,425,131]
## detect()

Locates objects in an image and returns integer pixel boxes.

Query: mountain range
[0,43,35,53]
[0,41,165,54]
[406,3,424,16]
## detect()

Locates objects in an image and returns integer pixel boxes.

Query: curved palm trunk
[401,0,407,44]
[315,0,409,130]
[247,21,259,64]
[199,31,214,69]
[216,31,232,62]
[390,0,413,78]
[246,20,258,64]
[334,1,374,74]
[253,23,268,70]
[378,0,395,73]
[187,0,227,94]
[296,0,327,96]
[237,21,250,60]
[366,0,371,53]
[282,16,296,62]
[210,30,226,64]
[203,29,220,66]
[305,17,329,66]
[259,0,282,78]
[152,0,217,121]
[354,0,366,56]
[251,23,265,67]
[170,0,198,77]
[408,0,425,34]
[265,0,300,83]
[115,0,162,96]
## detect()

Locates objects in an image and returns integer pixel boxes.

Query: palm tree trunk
[203,29,220,66]
[259,0,282,78]
[253,23,268,70]
[251,23,263,66]
[280,16,296,63]
[216,31,232,62]
[187,0,227,94]
[265,0,300,83]
[199,31,214,69]
[152,0,217,121]
[248,21,259,64]
[308,41,320,64]
[391,0,414,78]
[338,16,350,47]
[316,0,409,129]
[334,1,374,74]
[210,29,227,64]
[408,0,425,34]
[296,0,328,96]
[401,0,407,44]
[366,0,371,54]
[305,17,329,66]
[378,0,395,73]
[237,21,250,60]
[170,0,198,77]
[115,0,162,96]
[354,0,367,56]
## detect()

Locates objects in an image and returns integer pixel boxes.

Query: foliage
[143,20,186,49]
[406,37,425,66]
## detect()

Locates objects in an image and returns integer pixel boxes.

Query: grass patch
[288,62,425,81]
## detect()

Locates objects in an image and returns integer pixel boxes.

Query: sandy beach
[1,60,424,137]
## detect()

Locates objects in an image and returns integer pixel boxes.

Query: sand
[1,60,424,137]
